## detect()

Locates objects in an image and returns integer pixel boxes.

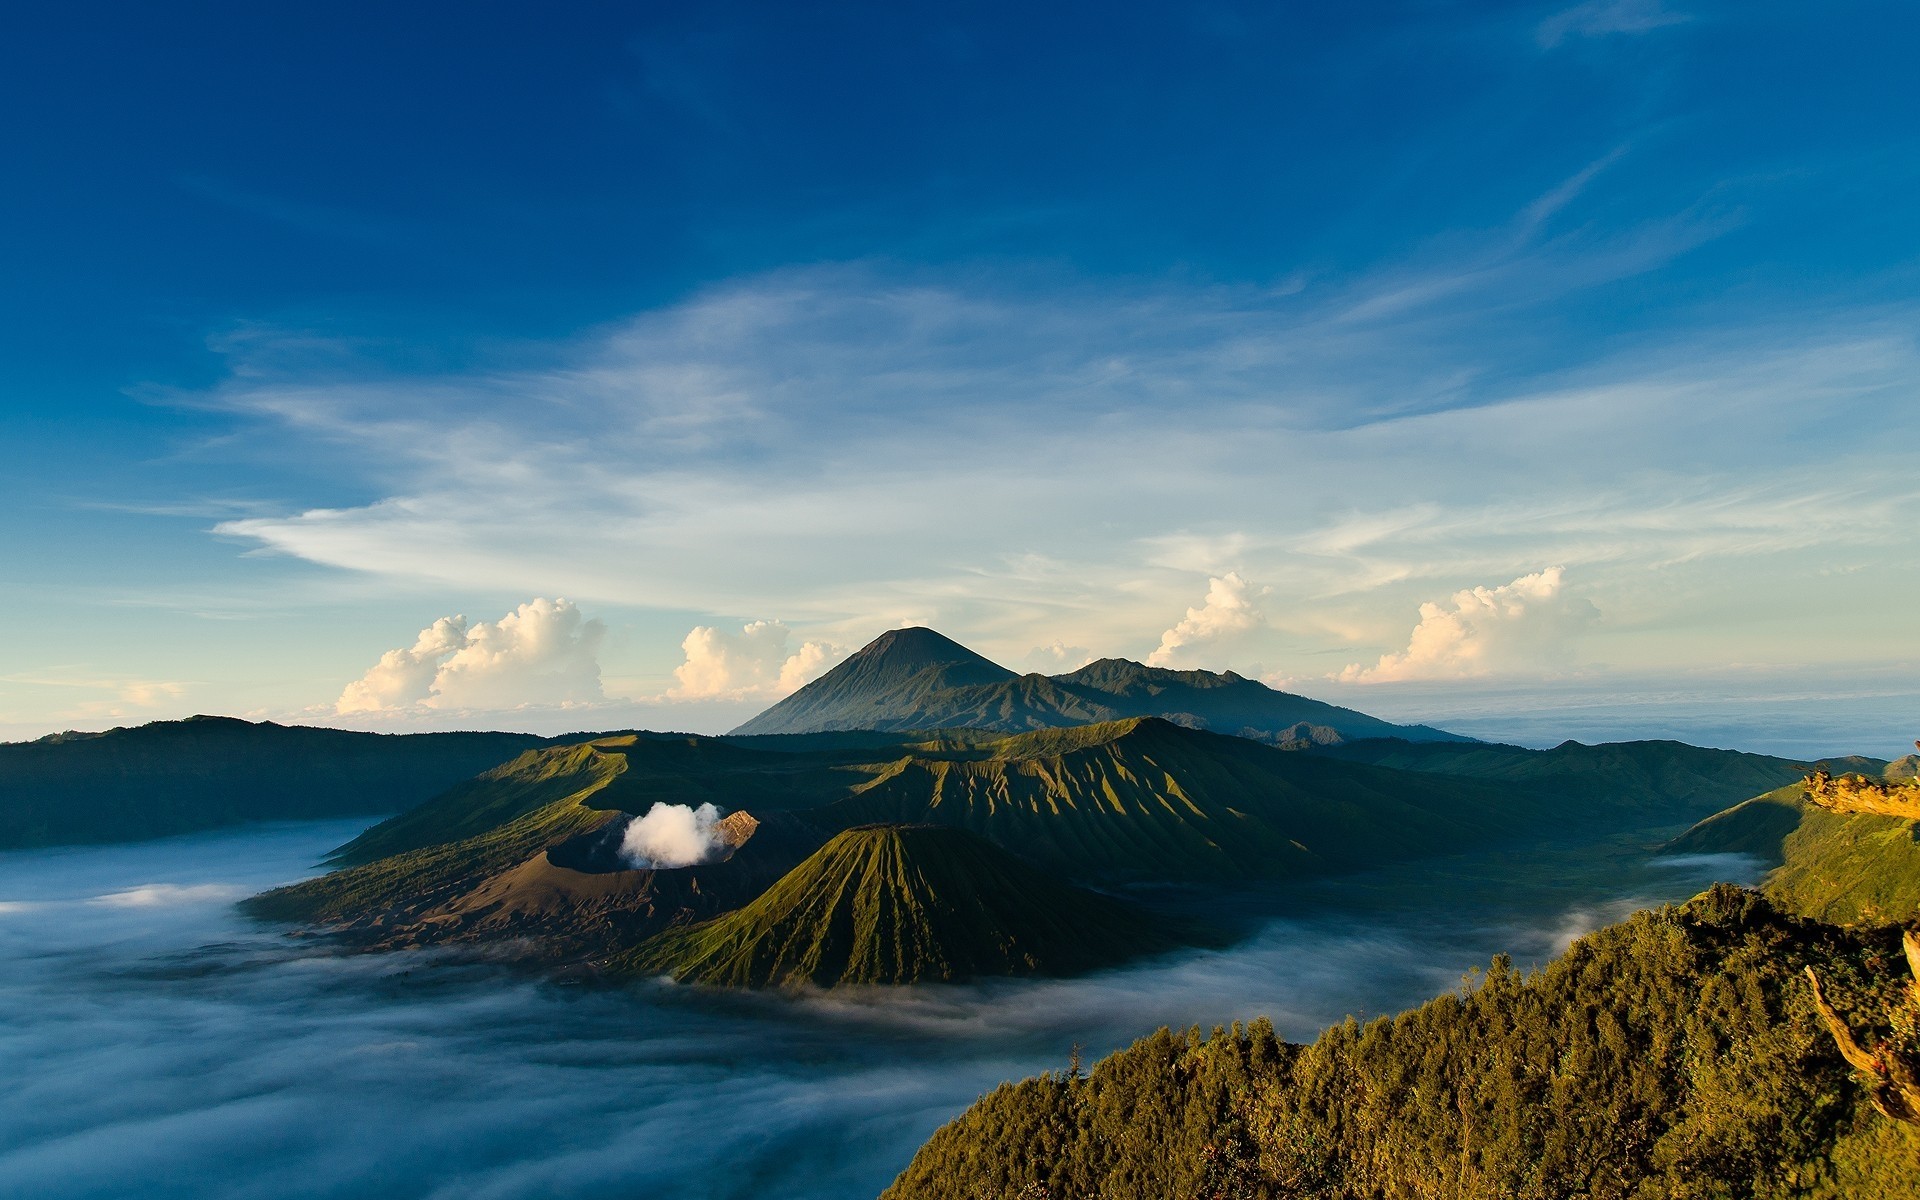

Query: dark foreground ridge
[731,626,1467,745]
[622,824,1176,987]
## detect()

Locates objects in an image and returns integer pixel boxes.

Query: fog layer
[0,822,1758,1199]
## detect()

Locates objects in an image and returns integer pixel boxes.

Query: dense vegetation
[0,716,549,849]
[733,626,1461,744]
[883,886,1920,1200]
[625,824,1177,986]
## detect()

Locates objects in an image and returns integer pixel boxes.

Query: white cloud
[179,258,1920,690]
[1022,641,1095,673]
[1337,568,1600,682]
[336,616,470,713]
[669,620,841,700]
[1148,573,1266,667]
[1538,0,1689,48]
[336,598,606,714]
[0,672,192,723]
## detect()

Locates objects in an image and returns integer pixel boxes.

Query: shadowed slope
[624,824,1174,987]
[732,628,1016,736]
[0,716,551,850]
[1325,736,1815,827]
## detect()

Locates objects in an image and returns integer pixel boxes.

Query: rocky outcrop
[1803,759,1920,821]
[1807,928,1920,1125]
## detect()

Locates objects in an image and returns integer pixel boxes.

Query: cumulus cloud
[1148,573,1266,667]
[336,598,605,714]
[1338,567,1600,682]
[670,620,841,700]
[618,802,731,869]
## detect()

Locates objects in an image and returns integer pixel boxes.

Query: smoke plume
[618,802,731,869]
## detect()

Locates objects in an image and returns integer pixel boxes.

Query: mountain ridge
[0,716,557,850]
[731,627,1465,744]
[622,824,1176,986]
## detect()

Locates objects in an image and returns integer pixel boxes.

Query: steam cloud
[618,802,730,869]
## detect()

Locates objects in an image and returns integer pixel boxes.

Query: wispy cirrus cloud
[172,179,1918,688]
[1537,0,1690,49]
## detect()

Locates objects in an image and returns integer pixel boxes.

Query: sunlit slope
[0,715,549,849]
[881,885,1919,1200]
[1671,769,1920,925]
[329,733,862,866]
[1324,737,1815,827]
[819,718,1516,883]
[624,824,1173,987]
[246,787,623,926]
[732,627,1463,744]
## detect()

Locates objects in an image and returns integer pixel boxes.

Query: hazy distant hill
[1322,736,1819,828]
[624,824,1173,987]
[0,716,551,850]
[731,627,1464,745]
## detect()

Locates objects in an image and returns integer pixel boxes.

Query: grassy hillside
[1324,736,1815,828]
[883,886,1920,1200]
[819,718,1519,884]
[1671,778,1920,925]
[732,627,1463,744]
[248,717,1832,976]
[623,824,1176,987]
[329,732,867,866]
[0,716,549,849]
[299,719,1538,902]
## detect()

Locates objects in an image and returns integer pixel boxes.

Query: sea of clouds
[0,821,1760,1199]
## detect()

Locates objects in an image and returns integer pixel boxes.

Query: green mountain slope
[817,717,1519,883]
[257,715,1722,957]
[246,785,824,955]
[1324,736,1815,827]
[731,627,1463,744]
[329,732,867,866]
[0,716,550,849]
[1670,776,1920,925]
[883,885,1920,1200]
[622,824,1173,986]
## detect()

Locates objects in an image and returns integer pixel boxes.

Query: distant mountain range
[730,626,1466,745]
[248,715,1835,985]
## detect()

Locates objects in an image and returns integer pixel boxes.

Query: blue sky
[2,1,1916,754]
